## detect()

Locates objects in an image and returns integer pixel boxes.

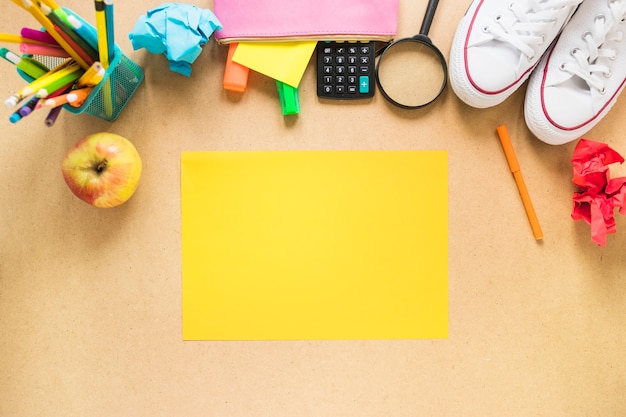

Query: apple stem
[96,160,108,173]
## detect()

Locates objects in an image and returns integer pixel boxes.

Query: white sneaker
[525,0,626,145]
[450,0,583,108]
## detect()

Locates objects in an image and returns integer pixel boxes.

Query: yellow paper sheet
[232,41,316,87]
[182,151,448,340]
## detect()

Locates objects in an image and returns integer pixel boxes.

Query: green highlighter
[276,80,300,115]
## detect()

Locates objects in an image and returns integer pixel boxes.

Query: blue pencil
[104,0,115,62]
[66,12,99,52]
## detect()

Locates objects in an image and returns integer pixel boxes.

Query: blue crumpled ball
[129,2,222,76]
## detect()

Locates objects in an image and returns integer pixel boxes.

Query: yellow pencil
[38,0,62,11]
[5,62,82,107]
[0,33,49,46]
[95,0,113,117]
[9,0,90,69]
[496,125,543,240]
[94,0,109,68]
[76,61,105,87]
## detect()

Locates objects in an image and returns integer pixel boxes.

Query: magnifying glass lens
[377,41,447,108]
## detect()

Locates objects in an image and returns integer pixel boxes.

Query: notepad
[213,0,399,44]
[182,150,448,340]
[232,41,316,88]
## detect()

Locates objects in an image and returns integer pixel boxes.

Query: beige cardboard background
[1,1,625,416]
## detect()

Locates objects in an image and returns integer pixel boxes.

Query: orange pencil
[496,125,543,240]
[40,87,93,108]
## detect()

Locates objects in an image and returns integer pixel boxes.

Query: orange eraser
[223,43,249,92]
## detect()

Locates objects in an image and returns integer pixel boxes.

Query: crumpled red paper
[571,139,626,246]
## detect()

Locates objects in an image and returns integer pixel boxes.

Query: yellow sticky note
[182,151,448,340]
[232,41,316,87]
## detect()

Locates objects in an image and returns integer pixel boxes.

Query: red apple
[61,132,142,208]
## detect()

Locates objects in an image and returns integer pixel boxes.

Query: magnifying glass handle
[419,0,440,36]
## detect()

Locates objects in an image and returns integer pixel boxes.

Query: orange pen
[496,125,544,240]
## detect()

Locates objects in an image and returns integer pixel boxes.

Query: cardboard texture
[1,1,625,416]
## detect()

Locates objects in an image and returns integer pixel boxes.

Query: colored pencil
[9,95,39,123]
[1,47,50,78]
[20,42,69,58]
[52,23,95,65]
[5,61,82,107]
[35,82,72,109]
[95,0,113,116]
[66,14,99,52]
[104,0,115,63]
[1,32,49,46]
[41,87,93,108]
[44,105,62,126]
[18,95,40,116]
[9,0,90,69]
[76,61,105,87]
[38,0,63,12]
[39,3,98,61]
[35,71,83,98]
[94,0,109,69]
[20,27,58,45]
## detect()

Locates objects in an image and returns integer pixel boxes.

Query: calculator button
[359,76,370,94]
[348,66,357,74]
[323,66,333,74]
[348,85,358,94]
[336,75,345,84]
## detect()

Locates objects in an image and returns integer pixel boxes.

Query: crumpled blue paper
[129,3,222,76]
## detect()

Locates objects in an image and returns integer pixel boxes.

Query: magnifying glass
[375,0,448,109]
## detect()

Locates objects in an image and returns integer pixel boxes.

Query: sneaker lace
[484,0,582,59]
[560,0,626,93]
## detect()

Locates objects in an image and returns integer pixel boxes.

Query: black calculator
[316,41,376,100]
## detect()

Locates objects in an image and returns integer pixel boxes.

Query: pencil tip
[5,96,18,109]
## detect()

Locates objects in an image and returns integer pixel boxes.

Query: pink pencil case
[214,0,399,44]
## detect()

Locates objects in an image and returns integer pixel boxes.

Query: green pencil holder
[16,9,144,121]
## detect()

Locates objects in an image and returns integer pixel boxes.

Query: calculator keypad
[317,41,375,100]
